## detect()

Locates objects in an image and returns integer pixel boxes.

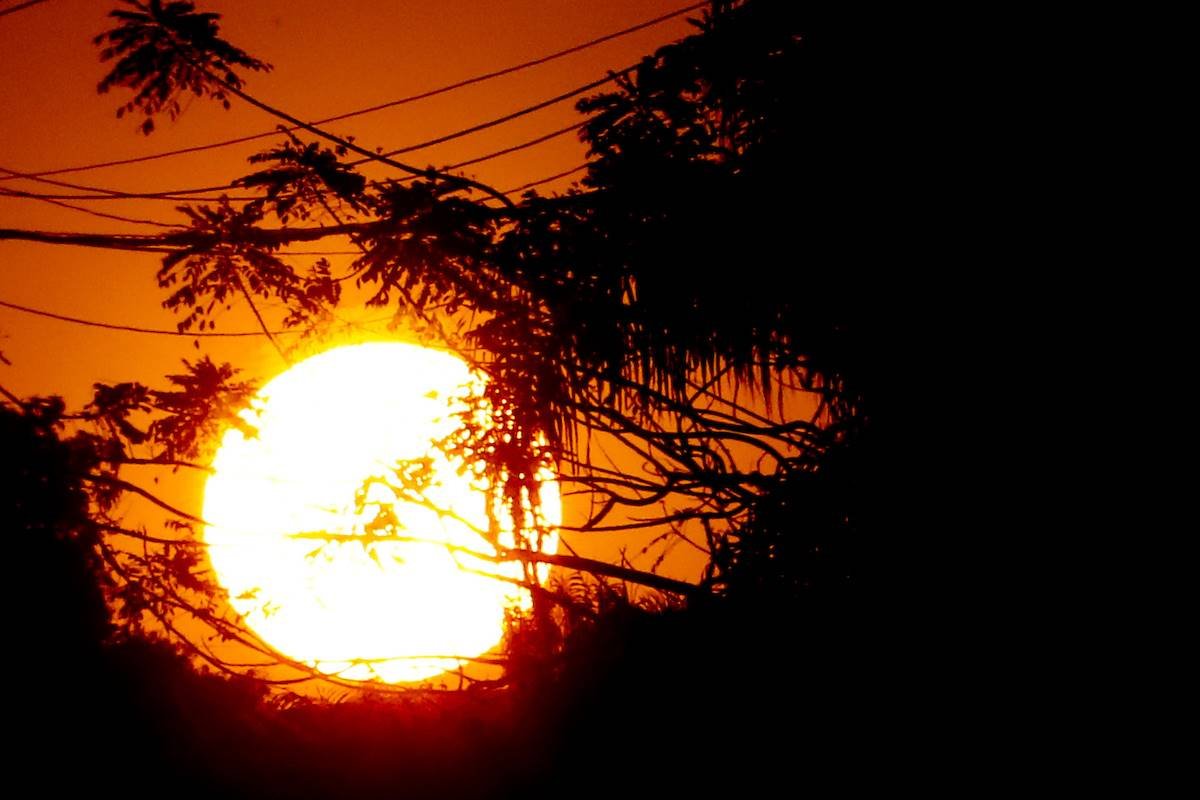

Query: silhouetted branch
[231,270,289,363]
[83,472,207,524]
[0,381,26,410]
[287,530,700,597]
[105,456,214,472]
[99,522,204,547]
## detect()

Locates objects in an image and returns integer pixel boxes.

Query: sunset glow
[201,342,560,683]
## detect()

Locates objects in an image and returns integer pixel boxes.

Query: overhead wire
[0,120,585,203]
[0,156,598,334]
[364,70,628,163]
[0,297,392,338]
[277,250,361,256]
[4,59,621,200]
[0,0,50,20]
[0,298,293,337]
[0,160,602,335]
[410,121,583,172]
[0,186,185,228]
[0,8,658,230]
[0,1,703,181]
[1,159,598,233]
[0,165,239,200]
[503,163,591,195]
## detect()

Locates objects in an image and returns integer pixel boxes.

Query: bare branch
[83,472,207,525]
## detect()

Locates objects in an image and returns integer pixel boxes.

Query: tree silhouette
[2,0,874,709]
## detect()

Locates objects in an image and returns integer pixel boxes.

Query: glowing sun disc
[202,342,560,683]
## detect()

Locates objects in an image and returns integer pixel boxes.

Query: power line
[1,160,593,230]
[277,251,361,256]
[0,166,252,202]
[0,186,184,227]
[429,121,583,171]
[0,297,391,338]
[0,165,238,200]
[504,163,591,195]
[0,298,284,337]
[0,0,50,20]
[0,158,596,234]
[0,2,703,181]
[368,70,628,162]
[0,121,584,203]
[19,61,622,198]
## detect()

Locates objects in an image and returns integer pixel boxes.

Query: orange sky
[0,0,699,405]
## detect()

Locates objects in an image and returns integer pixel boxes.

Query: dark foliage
[159,201,340,333]
[237,130,368,222]
[77,356,257,461]
[94,0,270,134]
[1,399,873,795]
[2,400,107,648]
[146,356,258,459]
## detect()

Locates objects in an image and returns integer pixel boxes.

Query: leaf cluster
[80,356,256,462]
[95,0,270,134]
[158,201,340,332]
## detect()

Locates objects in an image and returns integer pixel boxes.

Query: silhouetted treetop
[0,1,880,703]
[95,0,271,134]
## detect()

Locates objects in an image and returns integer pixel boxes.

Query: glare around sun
[201,342,560,684]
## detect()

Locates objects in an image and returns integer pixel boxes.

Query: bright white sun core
[201,342,561,684]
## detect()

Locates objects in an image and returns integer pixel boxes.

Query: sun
[201,342,560,684]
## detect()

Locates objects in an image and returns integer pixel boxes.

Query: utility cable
[0,2,702,181]
[365,69,627,163]
[0,111,587,202]
[0,0,50,20]
[0,186,185,227]
[500,163,591,196]
[0,298,292,336]
[0,297,391,338]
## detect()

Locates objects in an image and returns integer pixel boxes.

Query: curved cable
[0,106,588,202]
[0,297,393,338]
[0,186,185,227]
[0,0,51,20]
[0,2,701,181]
[0,297,293,337]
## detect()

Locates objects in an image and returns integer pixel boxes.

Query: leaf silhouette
[94,0,270,133]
